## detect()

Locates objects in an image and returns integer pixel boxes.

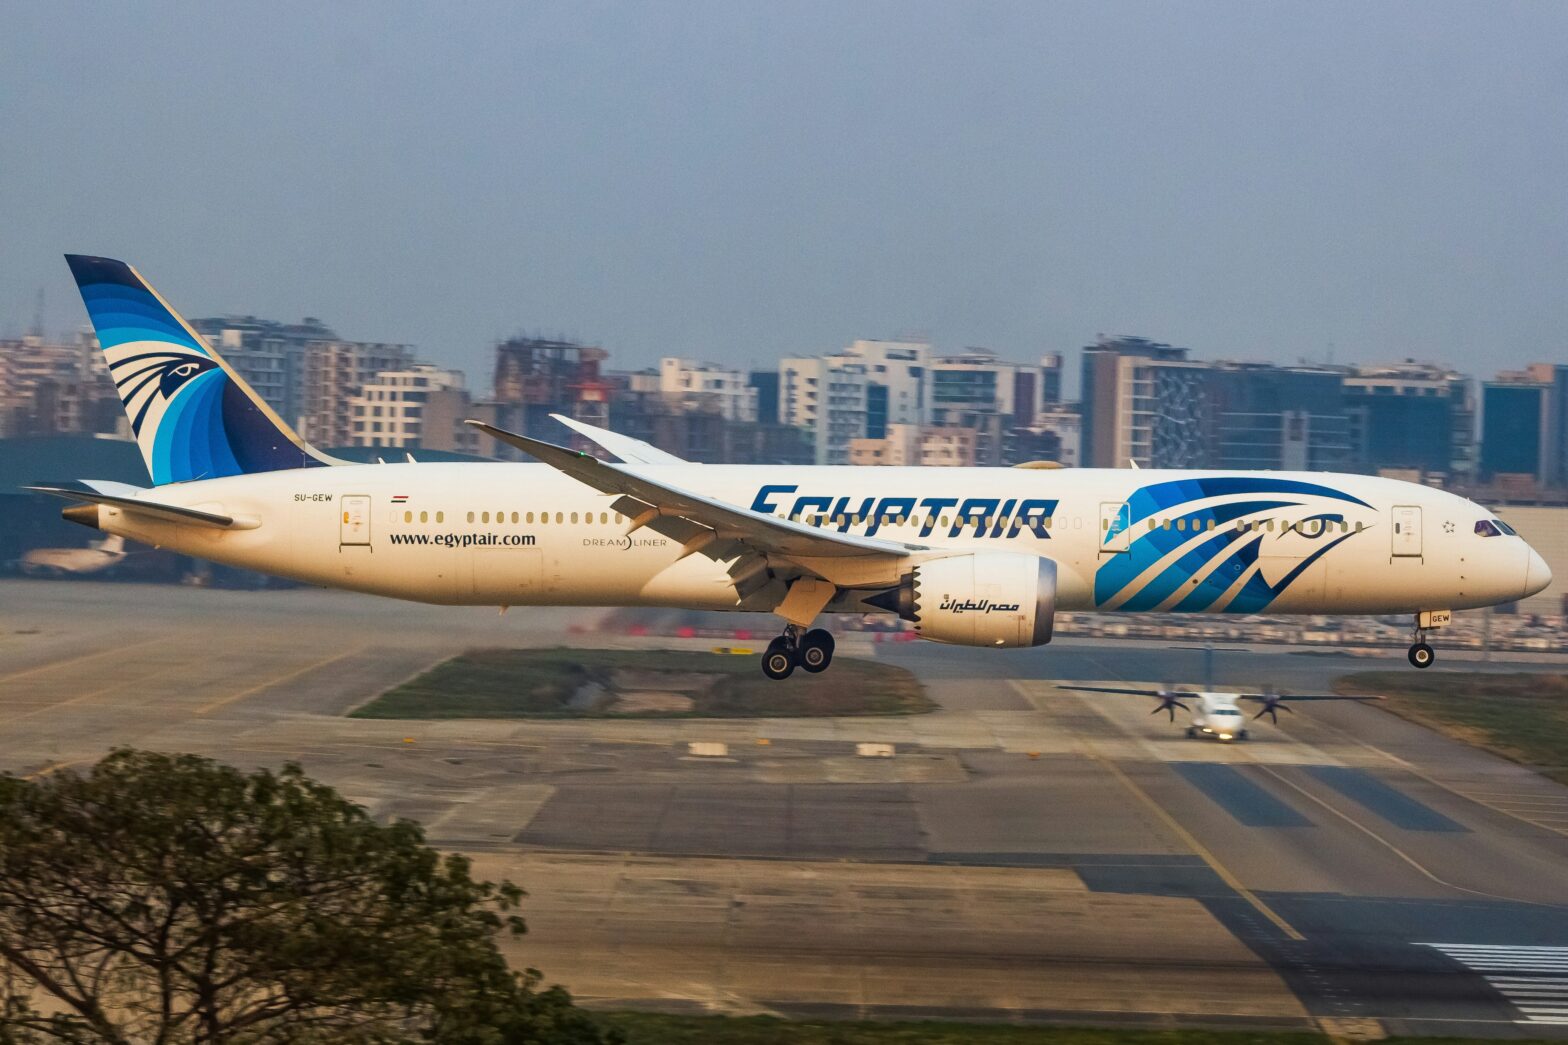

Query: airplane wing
[1237,693,1386,702]
[24,482,248,530]
[550,413,687,465]
[466,420,918,599]
[1061,684,1190,697]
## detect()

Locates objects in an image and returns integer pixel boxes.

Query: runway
[3,579,1567,1037]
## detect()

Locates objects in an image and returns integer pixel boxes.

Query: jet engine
[867,551,1057,648]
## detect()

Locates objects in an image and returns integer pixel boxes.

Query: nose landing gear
[1408,639,1435,669]
[760,625,835,680]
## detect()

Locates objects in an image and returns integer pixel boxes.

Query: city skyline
[3,2,1566,382]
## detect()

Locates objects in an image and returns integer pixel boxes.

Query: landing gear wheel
[1238,730,1249,741]
[1185,726,1197,739]
[1408,642,1435,669]
[799,629,835,673]
[761,637,796,680]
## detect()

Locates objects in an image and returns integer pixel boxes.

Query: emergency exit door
[1100,502,1131,554]
[1391,505,1421,557]
[340,495,372,547]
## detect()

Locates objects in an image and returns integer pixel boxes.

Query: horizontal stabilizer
[24,483,249,530]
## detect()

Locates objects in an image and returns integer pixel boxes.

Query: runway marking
[1421,944,1568,1025]
[194,645,371,715]
[1,643,188,727]
[1250,763,1559,908]
[1275,705,1568,840]
[0,638,149,688]
[1090,755,1305,941]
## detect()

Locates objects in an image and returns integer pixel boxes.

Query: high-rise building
[490,336,610,442]
[1480,364,1568,490]
[189,316,337,428]
[658,357,758,422]
[780,356,870,465]
[835,339,930,431]
[1079,336,1193,468]
[929,348,1019,465]
[748,370,781,426]
[1210,364,1353,472]
[348,365,467,450]
[298,340,416,447]
[0,333,122,438]
[1342,361,1474,481]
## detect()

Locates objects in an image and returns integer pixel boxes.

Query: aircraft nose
[1524,546,1553,599]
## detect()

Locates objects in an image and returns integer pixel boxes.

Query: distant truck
[18,535,127,579]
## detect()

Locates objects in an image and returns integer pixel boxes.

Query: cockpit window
[1496,520,1518,536]
[1474,520,1502,537]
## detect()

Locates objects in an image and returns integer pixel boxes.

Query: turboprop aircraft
[26,256,1553,679]
[1064,684,1385,742]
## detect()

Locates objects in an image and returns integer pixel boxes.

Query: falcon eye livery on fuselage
[29,256,1553,679]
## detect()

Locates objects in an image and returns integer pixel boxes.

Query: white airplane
[1065,684,1385,742]
[26,256,1552,680]
[17,534,127,578]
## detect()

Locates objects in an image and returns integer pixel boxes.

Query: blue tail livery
[63,255,342,486]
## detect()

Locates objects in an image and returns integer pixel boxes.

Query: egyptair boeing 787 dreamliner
[28,256,1552,679]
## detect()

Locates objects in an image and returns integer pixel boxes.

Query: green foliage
[353,648,933,720]
[0,749,617,1044]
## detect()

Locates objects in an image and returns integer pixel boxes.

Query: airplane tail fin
[63,255,343,486]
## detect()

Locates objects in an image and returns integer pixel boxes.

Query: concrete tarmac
[3,579,1567,1037]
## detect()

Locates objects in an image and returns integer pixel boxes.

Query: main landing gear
[761,625,835,680]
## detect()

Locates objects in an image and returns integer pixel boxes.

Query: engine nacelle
[871,551,1057,648]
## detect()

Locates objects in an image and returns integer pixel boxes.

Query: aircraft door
[1099,502,1131,554]
[1391,505,1422,557]
[340,495,372,547]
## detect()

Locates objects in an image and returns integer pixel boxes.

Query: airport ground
[3,580,1568,1040]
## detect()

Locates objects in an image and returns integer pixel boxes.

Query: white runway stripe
[1421,943,1568,1025]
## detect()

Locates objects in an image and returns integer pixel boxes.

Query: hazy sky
[3,1,1565,391]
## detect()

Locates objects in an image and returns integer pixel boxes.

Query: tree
[0,750,616,1045]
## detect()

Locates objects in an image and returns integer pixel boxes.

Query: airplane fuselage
[87,462,1541,618]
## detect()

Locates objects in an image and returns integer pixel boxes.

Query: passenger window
[511,512,518,524]
[1176,519,1186,531]
[615,513,624,524]
[403,510,412,523]
[1043,517,1053,529]
[1208,519,1216,531]
[1162,519,1171,530]
[555,512,563,524]
[601,512,608,524]
[466,511,475,523]
[436,511,444,523]
[570,512,578,524]
[482,511,490,523]
[526,512,534,523]
[1355,521,1363,532]
[419,511,428,523]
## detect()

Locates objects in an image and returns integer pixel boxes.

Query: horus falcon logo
[104,345,219,437]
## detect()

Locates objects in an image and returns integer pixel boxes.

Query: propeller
[1250,687,1294,723]
[1150,684,1190,721]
